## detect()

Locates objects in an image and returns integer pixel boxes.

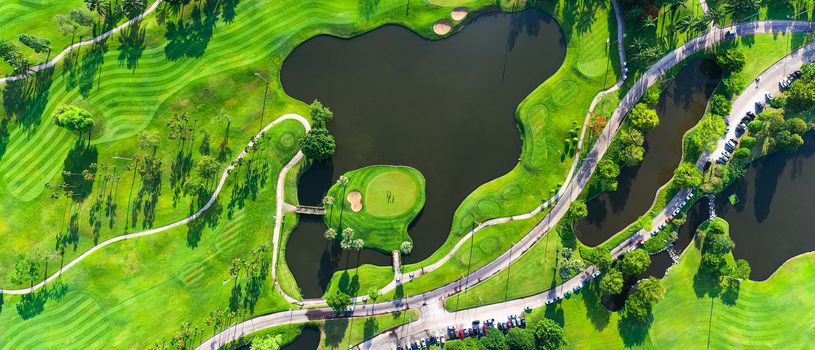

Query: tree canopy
[619,144,644,167]
[481,328,508,350]
[716,48,746,74]
[597,159,620,191]
[533,318,566,350]
[17,33,51,54]
[599,268,624,295]
[52,105,94,133]
[251,334,282,350]
[300,128,336,161]
[628,103,659,131]
[619,249,651,276]
[195,156,220,181]
[326,291,351,313]
[569,199,588,220]
[309,100,334,128]
[708,94,731,117]
[623,277,665,319]
[505,328,536,350]
[673,162,702,188]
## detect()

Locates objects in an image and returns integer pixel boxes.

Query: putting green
[323,165,425,253]
[365,171,419,217]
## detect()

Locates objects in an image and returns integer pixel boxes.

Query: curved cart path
[0,0,164,85]
[0,113,309,295]
[196,19,815,350]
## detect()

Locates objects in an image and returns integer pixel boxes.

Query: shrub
[769,96,787,108]
[722,75,746,97]
[709,94,731,117]
[739,135,756,148]
[716,48,746,74]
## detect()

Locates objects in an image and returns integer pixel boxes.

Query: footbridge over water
[295,205,326,215]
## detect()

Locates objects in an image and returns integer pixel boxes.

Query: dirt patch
[347,190,363,212]
[433,20,452,35]
[451,7,468,21]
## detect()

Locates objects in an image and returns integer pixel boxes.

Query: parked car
[755,101,765,112]
[524,306,533,313]
[765,93,773,101]
[794,70,802,79]
[685,192,694,201]
[746,111,756,119]
[725,143,735,152]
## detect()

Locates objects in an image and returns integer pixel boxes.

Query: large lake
[281,10,566,297]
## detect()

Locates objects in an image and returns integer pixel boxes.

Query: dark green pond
[281,10,566,298]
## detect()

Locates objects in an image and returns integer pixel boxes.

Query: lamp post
[254,72,270,132]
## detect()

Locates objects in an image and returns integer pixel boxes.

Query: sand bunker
[433,20,452,35]
[451,7,468,21]
[347,190,363,212]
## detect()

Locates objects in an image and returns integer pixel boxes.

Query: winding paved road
[0,114,310,295]
[197,19,815,350]
[0,0,164,85]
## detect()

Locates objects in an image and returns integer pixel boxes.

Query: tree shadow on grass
[363,317,379,339]
[617,313,653,347]
[323,318,349,347]
[720,281,740,306]
[692,270,722,299]
[581,279,611,331]
[186,197,221,248]
[117,19,146,71]
[1,67,54,138]
[337,271,360,296]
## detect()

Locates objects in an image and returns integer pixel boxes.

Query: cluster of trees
[557,247,585,280]
[52,105,94,136]
[716,48,747,97]
[672,162,702,189]
[598,248,651,297]
[786,63,815,111]
[698,221,751,278]
[751,109,808,152]
[444,318,565,350]
[0,34,49,73]
[300,100,336,161]
[327,290,351,313]
[622,276,665,319]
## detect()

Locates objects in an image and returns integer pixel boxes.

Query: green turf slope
[323,165,426,253]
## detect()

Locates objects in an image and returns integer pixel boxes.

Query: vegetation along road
[197,18,815,350]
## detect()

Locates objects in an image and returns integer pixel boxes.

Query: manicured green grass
[324,165,425,253]
[707,0,815,25]
[323,0,621,300]
[0,0,473,284]
[0,0,89,73]
[525,217,815,349]
[1,0,568,346]
[0,119,301,349]
[320,310,419,350]
[444,221,567,311]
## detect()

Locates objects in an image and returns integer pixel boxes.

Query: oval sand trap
[347,190,363,212]
[433,20,452,35]
[451,7,468,21]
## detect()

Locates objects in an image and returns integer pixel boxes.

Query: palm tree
[675,15,694,34]
[123,0,146,17]
[228,258,242,281]
[723,0,760,20]
[324,228,337,240]
[629,36,648,53]
[642,15,657,29]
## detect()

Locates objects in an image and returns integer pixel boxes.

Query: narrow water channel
[576,58,722,246]
[281,10,567,297]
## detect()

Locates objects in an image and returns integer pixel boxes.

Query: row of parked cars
[445,315,527,341]
[779,69,803,90]
[397,334,445,350]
